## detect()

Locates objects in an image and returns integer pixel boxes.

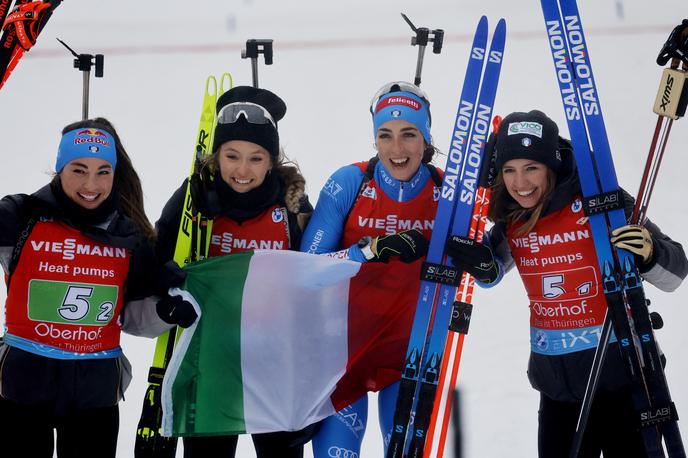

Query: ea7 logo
[323,178,343,198]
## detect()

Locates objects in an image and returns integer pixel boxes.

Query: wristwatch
[357,236,376,261]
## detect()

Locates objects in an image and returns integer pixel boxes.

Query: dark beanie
[212,86,287,157]
[494,110,562,172]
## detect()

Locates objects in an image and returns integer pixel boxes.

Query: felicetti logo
[73,129,111,148]
[375,96,421,112]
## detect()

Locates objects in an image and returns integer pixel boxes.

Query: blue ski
[386,16,507,458]
[385,17,488,458]
[406,19,506,458]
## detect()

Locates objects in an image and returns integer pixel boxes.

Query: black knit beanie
[494,110,562,172]
[212,86,287,157]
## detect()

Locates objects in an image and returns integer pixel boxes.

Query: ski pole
[570,19,688,458]
[57,38,104,120]
[634,22,688,223]
[241,39,273,89]
[0,1,63,91]
[400,13,443,86]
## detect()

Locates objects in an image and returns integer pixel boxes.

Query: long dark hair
[422,144,438,164]
[60,118,156,240]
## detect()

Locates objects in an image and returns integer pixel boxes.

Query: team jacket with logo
[487,146,688,402]
[155,171,311,265]
[0,183,164,410]
[301,159,441,394]
[208,205,291,256]
[5,220,130,358]
[507,195,608,357]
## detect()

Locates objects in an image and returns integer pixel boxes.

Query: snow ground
[1,1,687,456]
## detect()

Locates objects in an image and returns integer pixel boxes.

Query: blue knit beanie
[372,90,432,144]
[56,127,117,172]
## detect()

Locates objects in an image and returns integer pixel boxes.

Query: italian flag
[161,250,365,437]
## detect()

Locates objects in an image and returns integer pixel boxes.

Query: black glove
[189,173,221,216]
[657,19,688,66]
[156,294,198,328]
[446,235,499,283]
[370,229,429,263]
[155,261,187,295]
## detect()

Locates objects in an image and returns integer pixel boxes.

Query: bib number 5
[543,274,565,299]
[57,285,114,323]
[59,286,93,321]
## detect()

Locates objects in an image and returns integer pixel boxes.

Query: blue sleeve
[300,165,368,262]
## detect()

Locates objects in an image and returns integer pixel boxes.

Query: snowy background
[1,0,687,456]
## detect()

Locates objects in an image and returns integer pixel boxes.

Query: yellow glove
[610,224,654,264]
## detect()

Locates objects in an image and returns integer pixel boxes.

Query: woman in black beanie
[446,110,688,457]
[155,86,313,458]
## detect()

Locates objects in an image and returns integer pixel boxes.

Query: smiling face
[501,158,550,209]
[375,120,425,182]
[217,140,273,193]
[59,157,114,210]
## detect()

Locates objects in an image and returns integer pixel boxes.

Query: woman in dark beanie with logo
[0,118,185,458]
[446,110,688,457]
[155,85,313,458]
[301,81,467,457]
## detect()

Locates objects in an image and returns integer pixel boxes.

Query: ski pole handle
[656,19,688,67]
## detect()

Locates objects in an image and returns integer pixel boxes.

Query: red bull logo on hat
[73,129,112,147]
[55,126,117,172]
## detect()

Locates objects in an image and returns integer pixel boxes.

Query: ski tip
[473,15,489,41]
[478,15,488,29]
[493,18,507,36]
[219,72,233,94]
[204,75,218,97]
[490,18,507,45]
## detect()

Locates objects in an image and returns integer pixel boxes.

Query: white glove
[610,224,653,264]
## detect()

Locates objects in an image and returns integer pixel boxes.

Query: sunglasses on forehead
[369,81,431,114]
[217,102,277,128]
